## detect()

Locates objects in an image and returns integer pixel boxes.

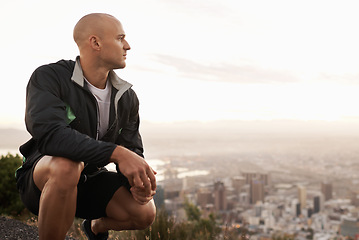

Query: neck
[79,56,109,89]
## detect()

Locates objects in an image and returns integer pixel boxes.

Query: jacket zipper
[94,100,100,140]
[82,86,100,140]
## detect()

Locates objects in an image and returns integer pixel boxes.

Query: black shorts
[18,157,131,220]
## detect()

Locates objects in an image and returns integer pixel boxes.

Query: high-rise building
[296,203,301,217]
[242,171,270,186]
[232,176,246,194]
[196,187,213,209]
[291,199,300,216]
[251,178,264,204]
[307,208,313,218]
[298,185,307,210]
[313,196,320,214]
[243,171,257,185]
[214,181,227,211]
[239,185,250,205]
[321,182,333,201]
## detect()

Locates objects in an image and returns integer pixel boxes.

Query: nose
[124,39,131,50]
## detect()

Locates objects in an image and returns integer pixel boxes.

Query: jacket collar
[71,56,132,91]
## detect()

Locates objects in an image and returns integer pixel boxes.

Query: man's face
[100,19,131,69]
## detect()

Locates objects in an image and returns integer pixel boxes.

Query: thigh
[75,170,131,220]
[20,155,84,215]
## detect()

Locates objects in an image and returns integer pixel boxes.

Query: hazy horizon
[2,119,359,160]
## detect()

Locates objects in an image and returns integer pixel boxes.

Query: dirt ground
[0,216,77,240]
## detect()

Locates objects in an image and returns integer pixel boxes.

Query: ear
[89,36,101,51]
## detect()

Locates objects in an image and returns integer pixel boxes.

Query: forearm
[110,145,157,194]
[110,145,135,165]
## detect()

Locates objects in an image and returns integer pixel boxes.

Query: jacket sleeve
[116,90,144,158]
[25,65,116,166]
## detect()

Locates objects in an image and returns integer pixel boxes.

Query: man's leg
[33,156,84,240]
[90,187,156,234]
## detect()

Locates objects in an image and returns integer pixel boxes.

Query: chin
[113,63,126,69]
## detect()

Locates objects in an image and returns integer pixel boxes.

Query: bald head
[73,13,120,48]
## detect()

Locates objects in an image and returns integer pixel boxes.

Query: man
[15,13,156,240]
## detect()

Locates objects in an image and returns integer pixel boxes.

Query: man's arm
[110,146,156,198]
[26,65,117,166]
[113,89,157,201]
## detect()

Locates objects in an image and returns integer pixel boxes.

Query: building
[232,176,246,194]
[298,185,307,210]
[321,182,333,201]
[340,217,359,238]
[251,178,264,204]
[308,208,313,218]
[242,171,270,186]
[313,196,320,214]
[196,187,213,209]
[214,181,227,211]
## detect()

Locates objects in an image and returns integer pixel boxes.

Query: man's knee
[134,201,156,230]
[35,156,84,191]
[50,157,84,185]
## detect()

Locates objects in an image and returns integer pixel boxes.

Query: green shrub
[0,153,25,216]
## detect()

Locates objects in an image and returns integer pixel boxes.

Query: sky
[1,0,359,130]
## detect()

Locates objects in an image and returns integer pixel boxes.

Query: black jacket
[17,57,144,178]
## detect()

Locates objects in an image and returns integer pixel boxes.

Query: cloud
[151,54,299,84]
[319,72,359,84]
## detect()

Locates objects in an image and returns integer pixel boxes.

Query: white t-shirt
[84,78,112,139]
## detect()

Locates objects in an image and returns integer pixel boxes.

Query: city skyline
[1,0,359,130]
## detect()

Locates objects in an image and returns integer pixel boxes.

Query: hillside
[0,216,76,240]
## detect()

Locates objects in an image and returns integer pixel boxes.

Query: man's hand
[110,146,157,196]
[130,186,156,205]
